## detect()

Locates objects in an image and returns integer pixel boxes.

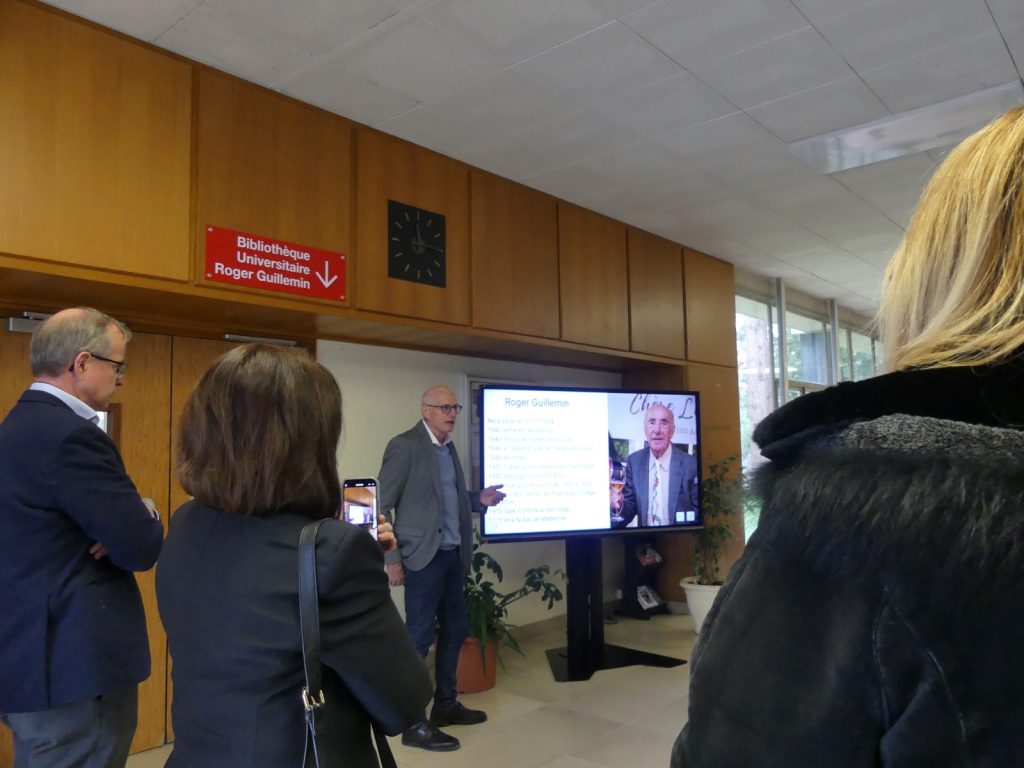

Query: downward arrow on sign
[316,260,338,288]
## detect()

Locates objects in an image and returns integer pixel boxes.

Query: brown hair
[176,344,342,518]
[878,106,1024,371]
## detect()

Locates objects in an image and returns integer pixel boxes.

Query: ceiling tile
[814,0,996,72]
[200,0,400,56]
[789,0,876,24]
[423,0,610,66]
[298,17,502,105]
[155,5,315,85]
[464,107,636,179]
[285,67,420,125]
[377,104,493,159]
[861,31,1020,113]
[40,0,199,41]
[690,26,853,110]
[747,76,889,142]
[587,0,663,17]
[585,70,738,140]
[515,21,683,102]
[621,0,809,69]
[428,69,580,140]
[833,152,938,227]
[988,0,1024,74]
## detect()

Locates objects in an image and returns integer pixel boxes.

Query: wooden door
[163,336,239,741]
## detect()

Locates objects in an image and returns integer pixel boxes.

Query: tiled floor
[127,611,696,768]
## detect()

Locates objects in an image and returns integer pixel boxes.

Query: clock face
[387,200,446,288]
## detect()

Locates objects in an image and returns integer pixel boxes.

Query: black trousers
[1,685,138,768]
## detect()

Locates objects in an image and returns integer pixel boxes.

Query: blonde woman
[673,108,1024,766]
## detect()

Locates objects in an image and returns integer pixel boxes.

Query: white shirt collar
[422,419,452,447]
[649,444,672,471]
[30,381,100,425]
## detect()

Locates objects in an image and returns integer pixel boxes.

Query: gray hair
[30,307,132,377]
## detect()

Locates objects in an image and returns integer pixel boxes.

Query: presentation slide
[480,386,701,539]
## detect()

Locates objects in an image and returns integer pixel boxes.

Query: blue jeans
[403,547,467,710]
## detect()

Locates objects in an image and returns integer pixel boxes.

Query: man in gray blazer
[616,403,699,528]
[378,385,506,753]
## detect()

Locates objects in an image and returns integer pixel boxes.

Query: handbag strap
[299,520,327,715]
[298,519,397,768]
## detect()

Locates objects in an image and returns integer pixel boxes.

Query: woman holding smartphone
[157,344,430,768]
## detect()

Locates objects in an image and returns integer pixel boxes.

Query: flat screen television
[479,385,702,541]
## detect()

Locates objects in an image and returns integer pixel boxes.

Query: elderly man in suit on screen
[378,385,506,753]
[616,402,699,528]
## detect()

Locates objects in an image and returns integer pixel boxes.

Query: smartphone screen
[342,478,378,540]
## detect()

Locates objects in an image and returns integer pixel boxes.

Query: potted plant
[680,455,740,634]
[458,533,566,692]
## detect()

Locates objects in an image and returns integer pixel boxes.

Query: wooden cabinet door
[0,2,191,280]
[471,171,559,339]
[559,204,629,350]
[628,228,685,359]
[684,248,736,366]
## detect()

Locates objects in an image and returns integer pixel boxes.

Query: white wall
[316,339,624,626]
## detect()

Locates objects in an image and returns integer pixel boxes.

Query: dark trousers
[1,686,138,768]
[403,547,467,711]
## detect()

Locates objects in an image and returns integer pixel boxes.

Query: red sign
[204,226,347,301]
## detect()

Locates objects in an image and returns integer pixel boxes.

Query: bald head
[421,385,460,441]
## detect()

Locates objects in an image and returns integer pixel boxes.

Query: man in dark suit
[616,403,699,528]
[0,307,164,768]
[378,385,505,753]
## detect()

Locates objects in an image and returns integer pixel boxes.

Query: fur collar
[754,363,1024,463]
[750,365,1024,609]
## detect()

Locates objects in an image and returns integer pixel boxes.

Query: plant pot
[680,577,721,635]
[456,636,497,693]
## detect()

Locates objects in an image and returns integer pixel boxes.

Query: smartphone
[341,477,378,540]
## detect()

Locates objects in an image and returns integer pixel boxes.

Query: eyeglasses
[91,353,129,375]
[425,403,463,415]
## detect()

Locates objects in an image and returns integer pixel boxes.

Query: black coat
[157,501,432,768]
[673,364,1024,767]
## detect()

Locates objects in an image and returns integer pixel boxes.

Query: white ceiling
[42,0,1024,314]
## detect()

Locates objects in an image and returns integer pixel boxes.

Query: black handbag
[299,520,397,768]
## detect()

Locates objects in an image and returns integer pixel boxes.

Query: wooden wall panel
[0,1,191,280]
[684,247,736,366]
[116,333,173,754]
[196,70,353,303]
[629,228,685,359]
[471,171,559,339]
[355,130,470,325]
[685,361,744,577]
[558,204,628,350]
[164,335,239,741]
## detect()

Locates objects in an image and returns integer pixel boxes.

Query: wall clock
[388,199,446,287]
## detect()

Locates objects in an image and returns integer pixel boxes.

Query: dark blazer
[619,446,699,528]
[378,422,480,573]
[0,389,163,713]
[157,502,432,768]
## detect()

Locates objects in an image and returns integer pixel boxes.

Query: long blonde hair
[878,106,1024,371]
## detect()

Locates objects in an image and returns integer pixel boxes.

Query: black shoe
[429,701,488,727]
[401,721,460,752]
